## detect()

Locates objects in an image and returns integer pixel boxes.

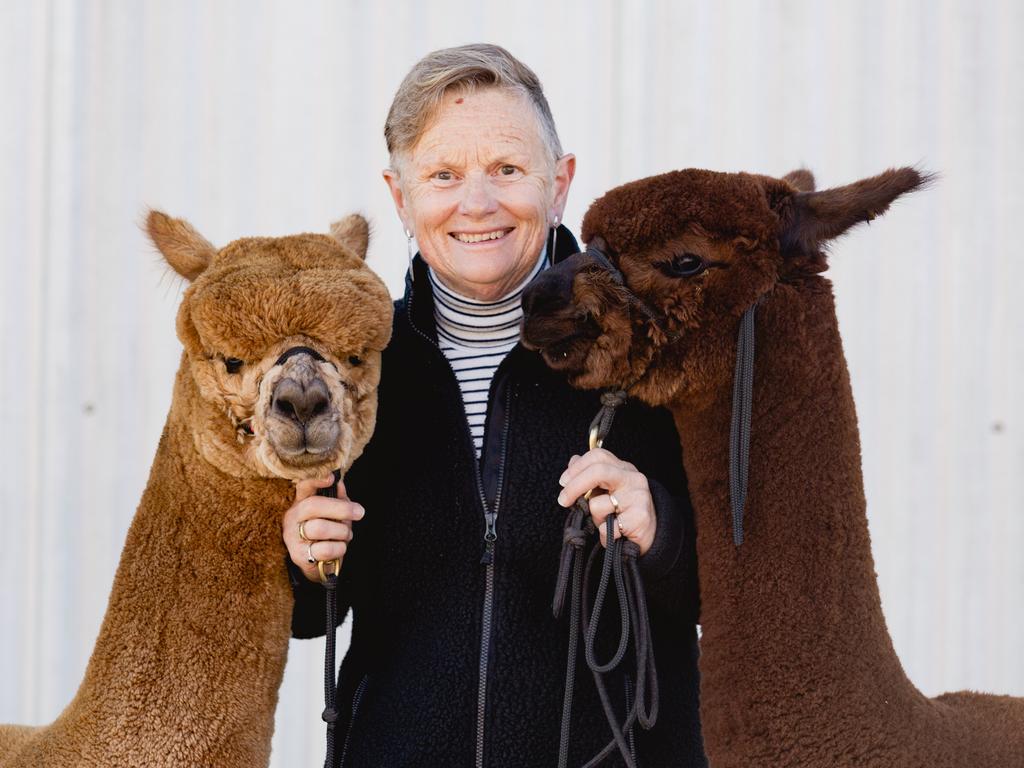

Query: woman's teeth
[452,229,509,243]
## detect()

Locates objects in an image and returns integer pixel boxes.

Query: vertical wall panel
[1,2,1021,765]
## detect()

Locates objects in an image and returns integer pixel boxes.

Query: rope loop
[554,392,658,768]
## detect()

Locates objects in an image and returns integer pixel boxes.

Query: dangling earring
[549,215,559,266]
[405,228,414,273]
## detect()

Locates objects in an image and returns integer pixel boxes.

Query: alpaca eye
[348,355,363,367]
[224,357,244,374]
[669,253,706,277]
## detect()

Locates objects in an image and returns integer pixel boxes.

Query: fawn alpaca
[0,212,392,767]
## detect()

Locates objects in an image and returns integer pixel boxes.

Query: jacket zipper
[406,277,515,768]
[338,673,369,768]
[474,385,512,768]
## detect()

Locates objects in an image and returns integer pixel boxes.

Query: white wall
[1,1,1021,764]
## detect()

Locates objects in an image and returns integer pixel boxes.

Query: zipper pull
[481,513,498,564]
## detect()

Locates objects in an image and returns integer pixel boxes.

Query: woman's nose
[458,173,500,216]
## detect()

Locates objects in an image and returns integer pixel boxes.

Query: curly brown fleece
[0,213,392,767]
[523,167,1024,767]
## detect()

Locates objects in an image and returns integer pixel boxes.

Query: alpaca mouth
[266,415,342,466]
[521,316,600,372]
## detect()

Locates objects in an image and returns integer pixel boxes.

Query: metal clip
[318,558,341,584]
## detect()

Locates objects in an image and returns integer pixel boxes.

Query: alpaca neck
[61,361,296,762]
[672,280,920,737]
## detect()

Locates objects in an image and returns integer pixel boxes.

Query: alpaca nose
[271,377,330,425]
[521,266,575,318]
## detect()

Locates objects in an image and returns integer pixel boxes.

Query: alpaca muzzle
[265,347,342,462]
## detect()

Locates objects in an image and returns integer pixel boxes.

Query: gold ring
[305,541,316,564]
[298,520,311,543]
[608,493,621,515]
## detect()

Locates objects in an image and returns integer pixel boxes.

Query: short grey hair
[384,43,564,172]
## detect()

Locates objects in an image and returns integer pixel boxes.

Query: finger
[595,518,626,548]
[299,519,353,543]
[587,491,629,525]
[295,497,366,524]
[557,463,631,507]
[595,509,647,550]
[289,536,347,580]
[559,448,630,483]
[309,539,347,562]
[294,474,337,502]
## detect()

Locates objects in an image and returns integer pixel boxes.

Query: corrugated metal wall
[1,1,1021,764]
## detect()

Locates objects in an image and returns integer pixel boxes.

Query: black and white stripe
[429,250,548,457]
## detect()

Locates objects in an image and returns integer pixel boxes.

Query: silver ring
[608,493,621,515]
[306,541,316,564]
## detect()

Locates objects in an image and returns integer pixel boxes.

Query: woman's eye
[224,357,244,374]
[499,165,518,176]
[348,355,363,367]
[433,170,455,182]
[669,253,706,277]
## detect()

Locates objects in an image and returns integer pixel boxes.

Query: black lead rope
[728,305,757,546]
[316,468,343,768]
[552,391,658,768]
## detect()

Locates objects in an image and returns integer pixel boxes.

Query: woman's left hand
[557,448,657,555]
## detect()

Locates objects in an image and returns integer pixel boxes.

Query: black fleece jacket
[290,227,707,768]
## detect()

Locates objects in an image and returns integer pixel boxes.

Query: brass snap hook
[317,558,341,584]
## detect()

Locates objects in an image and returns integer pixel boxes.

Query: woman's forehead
[411,89,548,164]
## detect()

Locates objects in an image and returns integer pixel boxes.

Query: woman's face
[384,88,575,301]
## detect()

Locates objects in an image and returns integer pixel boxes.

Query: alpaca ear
[146,210,216,281]
[778,167,933,255]
[782,168,816,192]
[330,214,370,260]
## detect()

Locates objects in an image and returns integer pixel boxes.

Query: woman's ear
[551,153,576,222]
[382,168,411,233]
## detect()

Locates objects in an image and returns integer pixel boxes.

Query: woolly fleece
[0,213,392,767]
[524,167,1024,767]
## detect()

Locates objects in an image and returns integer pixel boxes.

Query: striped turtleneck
[429,249,548,457]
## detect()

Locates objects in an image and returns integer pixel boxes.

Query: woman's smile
[449,227,514,244]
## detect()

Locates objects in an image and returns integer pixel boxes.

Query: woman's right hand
[282,475,365,583]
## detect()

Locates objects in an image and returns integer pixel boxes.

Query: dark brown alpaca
[521,168,1024,767]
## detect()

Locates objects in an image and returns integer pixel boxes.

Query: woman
[283,44,706,767]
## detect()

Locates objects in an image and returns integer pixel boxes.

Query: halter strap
[583,243,677,342]
[275,345,326,366]
[583,242,758,547]
[729,305,757,546]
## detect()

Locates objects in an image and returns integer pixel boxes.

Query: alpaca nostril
[272,377,331,425]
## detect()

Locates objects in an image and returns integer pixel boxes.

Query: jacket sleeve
[287,558,353,639]
[628,406,701,625]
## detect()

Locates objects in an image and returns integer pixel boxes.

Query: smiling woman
[281,44,708,768]
[383,81,574,301]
